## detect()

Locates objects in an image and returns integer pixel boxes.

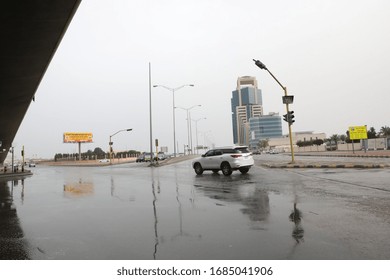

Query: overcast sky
[13,0,390,159]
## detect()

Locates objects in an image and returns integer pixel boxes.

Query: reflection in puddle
[194,180,270,227]
[0,180,30,259]
[239,186,270,224]
[151,168,159,260]
[289,203,304,243]
[63,179,94,197]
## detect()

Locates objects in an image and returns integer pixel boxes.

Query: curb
[0,171,33,180]
[40,159,136,167]
[151,155,199,167]
[296,154,390,159]
[261,163,387,169]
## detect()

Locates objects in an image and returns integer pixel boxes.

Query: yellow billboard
[349,126,367,140]
[63,132,93,143]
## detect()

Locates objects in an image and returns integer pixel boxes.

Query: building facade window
[249,114,283,149]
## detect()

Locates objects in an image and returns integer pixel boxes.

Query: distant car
[136,154,145,162]
[157,152,166,161]
[99,159,110,163]
[192,146,254,176]
[136,152,156,162]
[28,162,36,167]
[144,153,152,162]
[13,163,21,171]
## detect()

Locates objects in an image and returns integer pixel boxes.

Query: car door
[209,150,223,169]
[201,150,215,169]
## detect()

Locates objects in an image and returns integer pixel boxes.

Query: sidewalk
[0,169,33,180]
[31,155,197,168]
[261,161,389,169]
[38,157,137,167]
[149,155,198,167]
[295,150,390,158]
[258,150,390,169]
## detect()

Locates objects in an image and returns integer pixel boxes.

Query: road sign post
[349,126,368,153]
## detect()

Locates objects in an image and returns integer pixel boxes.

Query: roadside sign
[349,126,368,140]
[282,95,294,104]
[64,132,93,143]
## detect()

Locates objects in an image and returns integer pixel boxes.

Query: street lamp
[10,146,14,173]
[153,84,194,157]
[193,117,207,154]
[176,105,201,155]
[200,130,212,152]
[253,59,295,163]
[109,128,132,164]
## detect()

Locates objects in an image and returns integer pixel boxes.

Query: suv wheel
[194,163,204,175]
[239,167,250,174]
[221,162,232,176]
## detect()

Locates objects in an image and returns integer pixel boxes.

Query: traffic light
[288,111,295,125]
[283,113,289,123]
[283,111,295,125]
[253,59,267,70]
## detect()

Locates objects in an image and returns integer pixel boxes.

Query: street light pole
[185,109,190,154]
[11,146,14,173]
[201,130,212,152]
[153,84,194,157]
[175,105,201,155]
[253,59,295,163]
[149,62,154,164]
[193,117,206,154]
[189,111,193,153]
[109,128,132,164]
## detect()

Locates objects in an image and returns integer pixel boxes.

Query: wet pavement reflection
[289,202,304,244]
[1,161,389,259]
[0,180,30,259]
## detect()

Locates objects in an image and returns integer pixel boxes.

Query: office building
[231,76,263,145]
[249,113,283,149]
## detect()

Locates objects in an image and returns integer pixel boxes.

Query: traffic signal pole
[283,87,295,163]
[22,145,25,172]
[253,59,295,163]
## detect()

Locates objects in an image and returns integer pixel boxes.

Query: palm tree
[257,139,269,151]
[367,127,377,139]
[379,126,390,137]
[330,134,340,150]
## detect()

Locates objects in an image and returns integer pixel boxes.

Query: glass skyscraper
[231,77,263,145]
[231,76,283,148]
[249,114,283,149]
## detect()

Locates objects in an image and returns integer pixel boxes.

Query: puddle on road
[0,180,30,259]
[2,165,384,260]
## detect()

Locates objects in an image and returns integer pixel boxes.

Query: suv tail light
[230,154,242,158]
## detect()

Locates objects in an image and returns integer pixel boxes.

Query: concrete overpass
[0,1,82,164]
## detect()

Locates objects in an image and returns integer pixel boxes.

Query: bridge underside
[0,1,81,164]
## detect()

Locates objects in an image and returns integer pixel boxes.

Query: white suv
[192,146,254,176]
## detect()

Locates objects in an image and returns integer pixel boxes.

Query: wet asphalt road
[1,157,390,259]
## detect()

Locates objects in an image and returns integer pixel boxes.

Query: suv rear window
[221,149,239,154]
[234,147,250,153]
